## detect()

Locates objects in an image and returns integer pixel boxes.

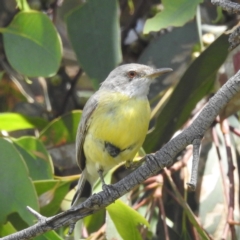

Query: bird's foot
[125,160,133,169]
[67,223,75,236]
[102,183,117,198]
[125,158,145,170]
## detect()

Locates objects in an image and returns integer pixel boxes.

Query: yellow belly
[83,92,150,178]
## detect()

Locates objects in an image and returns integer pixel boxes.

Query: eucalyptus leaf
[0,138,38,226]
[144,0,203,33]
[39,111,82,148]
[144,34,229,152]
[0,113,48,131]
[13,136,54,180]
[66,0,122,88]
[0,222,16,237]
[1,11,62,77]
[16,0,30,11]
[106,200,150,240]
[35,230,64,240]
[34,180,71,216]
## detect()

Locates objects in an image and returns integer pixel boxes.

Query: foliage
[0,0,240,239]
[1,11,62,77]
[66,0,122,89]
[143,0,203,33]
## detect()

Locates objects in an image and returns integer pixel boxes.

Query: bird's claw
[102,183,117,197]
[125,159,145,170]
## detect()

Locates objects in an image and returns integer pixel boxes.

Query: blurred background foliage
[0,0,240,239]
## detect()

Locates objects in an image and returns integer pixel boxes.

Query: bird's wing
[76,93,99,171]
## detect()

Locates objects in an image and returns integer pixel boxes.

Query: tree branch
[211,0,240,50]
[1,64,240,240]
[211,0,240,13]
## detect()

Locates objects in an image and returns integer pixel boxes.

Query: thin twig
[133,196,151,210]
[163,169,209,239]
[26,207,46,221]
[187,139,202,190]
[228,220,240,226]
[121,0,145,44]
[169,146,193,172]
[211,127,229,206]
[57,68,83,116]
[90,224,106,240]
[229,125,240,137]
[221,119,237,240]
[156,187,170,240]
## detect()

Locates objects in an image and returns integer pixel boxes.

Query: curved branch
[2,70,240,240]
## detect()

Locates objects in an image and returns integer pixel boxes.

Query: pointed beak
[147,68,173,79]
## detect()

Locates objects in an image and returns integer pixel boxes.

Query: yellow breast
[83,91,150,173]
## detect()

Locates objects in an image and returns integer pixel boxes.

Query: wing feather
[76,93,99,171]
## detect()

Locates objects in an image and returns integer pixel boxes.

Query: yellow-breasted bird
[71,63,172,207]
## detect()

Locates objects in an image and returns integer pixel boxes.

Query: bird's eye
[127,71,137,80]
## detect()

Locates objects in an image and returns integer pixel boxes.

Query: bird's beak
[147,68,173,79]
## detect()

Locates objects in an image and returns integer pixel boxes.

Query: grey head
[100,63,172,98]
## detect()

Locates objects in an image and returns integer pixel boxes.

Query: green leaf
[0,138,38,226]
[139,21,198,71]
[144,34,229,152]
[39,110,81,147]
[6,213,28,232]
[1,11,62,77]
[66,0,122,88]
[16,0,31,11]
[106,200,150,240]
[165,168,210,239]
[36,231,64,240]
[83,209,105,234]
[106,211,123,240]
[0,222,16,237]
[13,136,54,180]
[34,180,71,216]
[34,179,70,196]
[0,113,48,131]
[144,0,203,33]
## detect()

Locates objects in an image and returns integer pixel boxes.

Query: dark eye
[127,71,137,79]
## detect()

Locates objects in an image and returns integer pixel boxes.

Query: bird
[71,63,172,207]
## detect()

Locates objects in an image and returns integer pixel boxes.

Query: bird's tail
[71,169,92,207]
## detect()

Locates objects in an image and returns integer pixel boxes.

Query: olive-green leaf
[66,0,122,88]
[144,0,203,33]
[0,222,16,237]
[16,0,30,11]
[144,34,229,152]
[35,231,64,240]
[13,136,54,180]
[0,138,38,226]
[106,200,150,240]
[0,113,48,131]
[34,180,71,216]
[1,11,62,77]
[39,110,81,148]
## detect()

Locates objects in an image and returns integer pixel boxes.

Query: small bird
[71,63,172,207]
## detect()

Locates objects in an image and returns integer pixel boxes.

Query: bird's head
[100,63,172,98]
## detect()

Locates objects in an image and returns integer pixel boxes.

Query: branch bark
[211,0,240,50]
[1,62,240,240]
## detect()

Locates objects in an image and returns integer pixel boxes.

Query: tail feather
[71,169,92,207]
